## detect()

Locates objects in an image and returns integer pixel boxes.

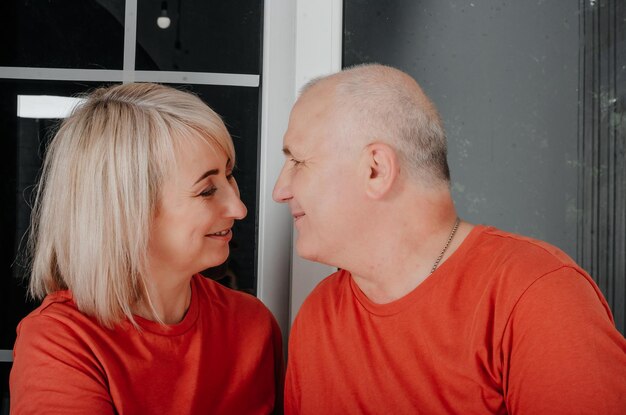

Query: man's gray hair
[303,64,450,185]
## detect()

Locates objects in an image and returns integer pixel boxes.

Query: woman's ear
[362,142,399,199]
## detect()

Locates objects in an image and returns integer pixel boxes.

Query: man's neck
[349,217,473,305]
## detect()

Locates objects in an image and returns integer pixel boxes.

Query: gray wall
[344,0,580,258]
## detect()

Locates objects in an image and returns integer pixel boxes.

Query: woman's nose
[225,180,247,220]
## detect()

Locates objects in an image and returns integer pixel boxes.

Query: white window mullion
[288,0,343,325]
[123,0,138,83]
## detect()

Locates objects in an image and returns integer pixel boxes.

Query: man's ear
[362,142,399,199]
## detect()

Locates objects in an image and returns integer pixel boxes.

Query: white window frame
[259,0,343,335]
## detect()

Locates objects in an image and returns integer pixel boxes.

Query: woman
[9,83,283,414]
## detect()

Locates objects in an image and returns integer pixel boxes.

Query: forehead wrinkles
[286,96,330,155]
[289,89,359,158]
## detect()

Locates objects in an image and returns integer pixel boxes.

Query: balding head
[301,64,450,185]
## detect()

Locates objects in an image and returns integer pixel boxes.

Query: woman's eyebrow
[194,169,219,185]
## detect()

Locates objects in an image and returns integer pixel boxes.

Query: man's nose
[272,164,292,203]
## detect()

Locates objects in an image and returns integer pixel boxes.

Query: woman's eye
[226,172,234,181]
[199,187,217,198]
[290,158,302,167]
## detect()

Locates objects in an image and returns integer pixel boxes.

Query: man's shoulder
[461,226,593,301]
[296,269,348,316]
[308,268,347,297]
[473,226,579,271]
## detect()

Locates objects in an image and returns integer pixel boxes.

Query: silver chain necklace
[430,217,461,274]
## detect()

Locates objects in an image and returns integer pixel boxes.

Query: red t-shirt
[285,226,626,414]
[10,274,284,414]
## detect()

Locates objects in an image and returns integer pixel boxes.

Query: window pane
[1,1,125,69]
[135,0,262,74]
[171,84,260,294]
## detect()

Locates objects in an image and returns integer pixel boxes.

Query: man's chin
[295,240,319,263]
[295,242,335,268]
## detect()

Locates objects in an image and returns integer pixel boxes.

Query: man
[273,64,626,414]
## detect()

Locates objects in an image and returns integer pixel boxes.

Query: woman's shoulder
[16,290,103,345]
[193,274,274,319]
[19,290,81,329]
[11,294,113,414]
[192,275,281,345]
[13,291,107,376]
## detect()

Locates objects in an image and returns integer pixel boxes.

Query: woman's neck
[134,273,193,324]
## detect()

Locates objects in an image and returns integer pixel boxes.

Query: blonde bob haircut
[28,82,235,327]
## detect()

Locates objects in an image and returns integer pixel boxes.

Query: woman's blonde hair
[28,82,235,327]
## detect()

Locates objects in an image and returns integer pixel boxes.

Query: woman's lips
[205,228,233,241]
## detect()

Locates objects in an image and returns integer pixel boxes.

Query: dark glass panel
[1,362,10,415]
[135,0,263,74]
[178,84,260,295]
[0,80,105,353]
[0,1,125,69]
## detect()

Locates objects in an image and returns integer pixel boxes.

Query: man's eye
[290,158,302,166]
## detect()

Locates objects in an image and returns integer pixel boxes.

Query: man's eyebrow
[194,169,219,185]
[282,147,293,157]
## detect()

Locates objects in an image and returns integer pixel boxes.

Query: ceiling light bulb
[157,15,171,29]
[157,1,171,29]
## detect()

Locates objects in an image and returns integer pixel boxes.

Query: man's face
[272,85,361,265]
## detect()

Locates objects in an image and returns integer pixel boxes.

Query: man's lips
[292,212,305,221]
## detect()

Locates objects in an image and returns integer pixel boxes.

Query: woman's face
[147,137,247,280]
